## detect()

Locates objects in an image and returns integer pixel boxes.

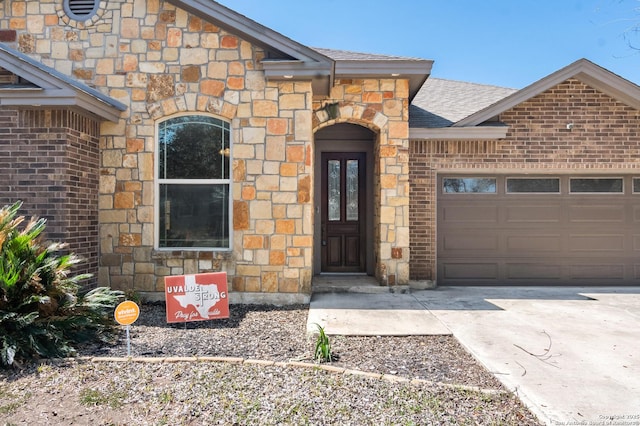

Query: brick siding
[0,108,100,285]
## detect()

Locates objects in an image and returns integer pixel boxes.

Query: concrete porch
[312,274,410,294]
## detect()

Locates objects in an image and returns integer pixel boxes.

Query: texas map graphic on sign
[165,272,230,323]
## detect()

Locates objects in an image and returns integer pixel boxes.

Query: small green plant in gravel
[0,201,124,367]
[79,388,126,408]
[313,323,332,363]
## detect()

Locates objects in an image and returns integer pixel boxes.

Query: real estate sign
[164,272,230,323]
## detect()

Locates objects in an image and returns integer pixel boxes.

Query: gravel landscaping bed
[0,303,542,425]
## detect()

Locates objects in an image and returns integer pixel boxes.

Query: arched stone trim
[56,0,108,28]
[312,102,388,134]
[146,95,238,121]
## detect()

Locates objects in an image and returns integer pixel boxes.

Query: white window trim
[154,113,233,251]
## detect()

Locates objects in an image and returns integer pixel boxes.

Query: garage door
[438,175,640,285]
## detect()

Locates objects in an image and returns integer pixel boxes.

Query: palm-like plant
[0,202,123,367]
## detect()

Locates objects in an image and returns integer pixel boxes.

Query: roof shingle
[410,78,516,128]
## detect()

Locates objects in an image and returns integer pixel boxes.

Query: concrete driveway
[309,286,640,425]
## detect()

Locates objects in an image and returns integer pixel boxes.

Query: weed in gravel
[159,390,173,403]
[0,389,30,415]
[79,388,127,408]
[313,323,332,363]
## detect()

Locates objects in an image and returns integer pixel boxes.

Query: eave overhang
[333,59,433,101]
[0,43,126,122]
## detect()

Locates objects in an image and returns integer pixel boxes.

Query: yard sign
[164,272,230,323]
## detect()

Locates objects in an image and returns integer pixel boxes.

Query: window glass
[159,116,229,180]
[443,178,496,193]
[328,160,341,221]
[346,160,359,221]
[507,178,560,193]
[157,115,231,249]
[570,178,623,193]
[633,178,640,193]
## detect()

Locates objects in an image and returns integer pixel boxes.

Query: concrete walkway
[308,286,640,425]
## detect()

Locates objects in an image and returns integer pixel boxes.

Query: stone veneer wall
[0,108,101,284]
[313,78,411,285]
[0,0,319,295]
[409,79,640,282]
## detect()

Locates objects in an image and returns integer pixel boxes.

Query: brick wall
[409,78,640,281]
[0,108,101,284]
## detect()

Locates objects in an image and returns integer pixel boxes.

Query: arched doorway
[314,123,376,276]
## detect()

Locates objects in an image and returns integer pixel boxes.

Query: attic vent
[64,0,99,20]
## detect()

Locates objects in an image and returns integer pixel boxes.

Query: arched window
[156,115,231,249]
[63,0,100,21]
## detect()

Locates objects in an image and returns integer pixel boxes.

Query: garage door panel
[442,262,498,280]
[506,263,562,280]
[568,234,626,252]
[568,205,625,223]
[441,205,498,223]
[568,264,625,280]
[506,205,561,223]
[632,236,640,251]
[506,235,562,252]
[442,234,499,251]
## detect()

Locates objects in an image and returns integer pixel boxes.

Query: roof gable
[166,1,432,98]
[167,0,334,94]
[455,59,640,127]
[0,43,126,121]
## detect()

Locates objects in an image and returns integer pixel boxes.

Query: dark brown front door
[321,152,366,273]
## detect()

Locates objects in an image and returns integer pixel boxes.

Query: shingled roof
[410,78,517,128]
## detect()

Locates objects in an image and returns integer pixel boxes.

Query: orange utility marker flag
[164,272,230,323]
[114,300,140,356]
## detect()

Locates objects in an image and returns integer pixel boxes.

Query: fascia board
[333,59,433,77]
[409,126,509,140]
[262,59,333,77]
[0,87,124,122]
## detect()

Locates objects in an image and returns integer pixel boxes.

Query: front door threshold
[312,275,410,294]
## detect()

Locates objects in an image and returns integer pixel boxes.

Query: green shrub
[0,202,124,367]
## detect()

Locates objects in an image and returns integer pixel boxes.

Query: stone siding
[313,78,411,284]
[0,0,319,295]
[409,79,640,281]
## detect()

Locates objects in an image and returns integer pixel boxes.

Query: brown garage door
[437,175,640,285]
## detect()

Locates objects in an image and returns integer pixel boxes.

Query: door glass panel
[570,178,623,193]
[346,160,359,221]
[507,178,560,193]
[443,178,496,193]
[328,160,341,221]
